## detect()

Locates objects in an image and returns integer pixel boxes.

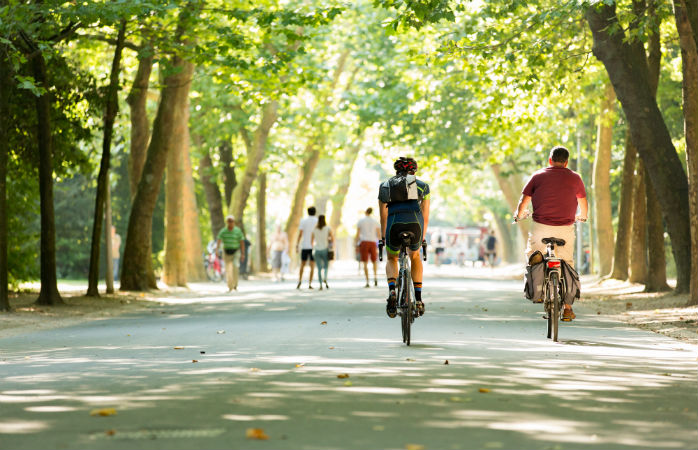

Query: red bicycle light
[547,260,561,268]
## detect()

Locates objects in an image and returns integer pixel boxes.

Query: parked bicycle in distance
[204,241,225,282]
[380,232,427,346]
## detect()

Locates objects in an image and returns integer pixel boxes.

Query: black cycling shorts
[385,211,423,254]
[301,249,315,262]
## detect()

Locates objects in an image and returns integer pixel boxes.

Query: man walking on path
[216,215,246,292]
[296,206,318,289]
[356,207,381,287]
[514,146,588,321]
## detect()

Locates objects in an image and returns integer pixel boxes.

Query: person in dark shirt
[378,157,431,318]
[514,146,588,321]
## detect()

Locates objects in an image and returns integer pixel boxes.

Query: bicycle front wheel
[551,272,560,342]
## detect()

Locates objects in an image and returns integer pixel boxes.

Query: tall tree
[198,148,225,240]
[87,20,127,297]
[163,95,189,287]
[219,140,236,208]
[610,133,636,280]
[0,29,10,311]
[229,102,278,226]
[182,132,205,281]
[672,0,698,303]
[256,172,268,272]
[492,164,530,242]
[126,44,154,200]
[592,81,616,277]
[586,2,691,293]
[629,160,648,283]
[121,2,201,291]
[329,142,362,232]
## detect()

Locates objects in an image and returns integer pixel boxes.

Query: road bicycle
[379,232,427,346]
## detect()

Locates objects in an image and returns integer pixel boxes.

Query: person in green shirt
[216,215,246,291]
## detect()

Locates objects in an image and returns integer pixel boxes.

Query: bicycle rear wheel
[551,272,560,342]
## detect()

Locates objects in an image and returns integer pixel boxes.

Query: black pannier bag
[560,259,581,305]
[524,250,544,301]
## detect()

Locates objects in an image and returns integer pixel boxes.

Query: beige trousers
[525,221,575,267]
[223,251,240,290]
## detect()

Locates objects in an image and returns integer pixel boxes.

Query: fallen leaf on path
[216,330,226,334]
[343,380,353,386]
[479,388,491,393]
[444,360,449,365]
[597,311,601,315]
[192,360,198,363]
[337,373,350,379]
[90,408,117,417]
[626,302,632,308]
[245,428,269,440]
[329,346,335,349]
[406,358,416,362]
[250,368,260,372]
[200,351,206,354]
[295,363,305,368]
[321,321,327,325]
[405,444,425,450]
[173,346,184,350]
[105,429,116,436]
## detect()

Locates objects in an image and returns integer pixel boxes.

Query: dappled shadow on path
[0,277,696,450]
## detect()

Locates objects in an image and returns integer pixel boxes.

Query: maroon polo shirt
[522,166,586,226]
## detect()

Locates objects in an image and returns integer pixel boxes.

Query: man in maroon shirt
[514,146,588,321]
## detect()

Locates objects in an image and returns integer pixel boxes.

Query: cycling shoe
[416,300,425,316]
[386,291,397,318]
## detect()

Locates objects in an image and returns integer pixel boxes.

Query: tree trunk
[329,143,361,232]
[286,144,321,256]
[645,168,670,291]
[32,49,63,305]
[229,101,278,225]
[492,164,530,242]
[126,46,154,200]
[610,131,637,280]
[644,3,670,292]
[673,0,698,303]
[163,95,189,287]
[586,3,691,293]
[592,81,616,277]
[199,148,225,240]
[182,125,205,282]
[629,159,648,283]
[87,21,127,297]
[0,38,10,311]
[219,141,236,207]
[492,211,515,263]
[121,4,200,291]
[256,172,268,272]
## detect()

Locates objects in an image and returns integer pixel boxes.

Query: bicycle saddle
[542,237,566,247]
[399,231,415,243]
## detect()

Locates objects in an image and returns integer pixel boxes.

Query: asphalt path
[1,264,696,450]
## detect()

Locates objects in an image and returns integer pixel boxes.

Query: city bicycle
[379,232,427,346]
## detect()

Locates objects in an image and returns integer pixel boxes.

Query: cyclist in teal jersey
[378,157,431,318]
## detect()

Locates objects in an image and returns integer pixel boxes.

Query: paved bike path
[1,272,696,450]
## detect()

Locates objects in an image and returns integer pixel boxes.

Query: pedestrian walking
[111,226,121,281]
[355,207,380,287]
[484,229,497,267]
[312,215,333,291]
[296,206,318,289]
[268,224,288,282]
[216,215,246,292]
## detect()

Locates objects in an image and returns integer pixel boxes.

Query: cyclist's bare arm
[514,194,532,220]
[379,200,388,238]
[421,196,430,236]
[576,197,588,222]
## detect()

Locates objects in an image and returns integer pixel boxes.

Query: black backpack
[379,174,420,203]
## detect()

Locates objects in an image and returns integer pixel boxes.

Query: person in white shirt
[355,207,381,287]
[311,215,334,291]
[296,206,319,289]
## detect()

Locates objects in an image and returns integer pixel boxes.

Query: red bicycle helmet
[394,157,418,174]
